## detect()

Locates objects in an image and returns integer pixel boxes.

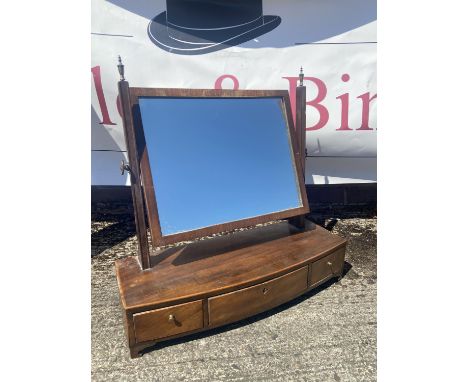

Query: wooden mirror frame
[118,76,308,269]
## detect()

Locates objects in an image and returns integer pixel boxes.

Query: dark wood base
[115,219,347,358]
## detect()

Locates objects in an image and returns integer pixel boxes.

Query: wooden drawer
[208,266,308,327]
[308,247,345,286]
[133,300,203,343]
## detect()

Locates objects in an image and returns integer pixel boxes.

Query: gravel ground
[91,207,376,381]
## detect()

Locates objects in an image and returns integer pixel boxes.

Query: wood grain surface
[133,300,203,343]
[115,220,346,313]
[208,267,308,327]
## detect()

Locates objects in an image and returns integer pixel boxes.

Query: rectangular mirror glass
[135,92,308,244]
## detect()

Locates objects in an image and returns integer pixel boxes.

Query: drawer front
[208,266,308,327]
[133,300,203,343]
[308,247,345,286]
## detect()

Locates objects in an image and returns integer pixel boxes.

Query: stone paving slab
[92,212,376,381]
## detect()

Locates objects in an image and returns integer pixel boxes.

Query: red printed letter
[214,74,239,90]
[357,92,377,130]
[91,66,116,125]
[283,76,329,131]
[336,74,352,131]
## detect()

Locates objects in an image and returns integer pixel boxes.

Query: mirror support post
[296,67,307,181]
[289,67,307,229]
[117,57,152,270]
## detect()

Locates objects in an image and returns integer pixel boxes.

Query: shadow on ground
[91,201,376,257]
[91,209,136,257]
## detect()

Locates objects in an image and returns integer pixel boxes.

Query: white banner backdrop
[91,0,377,185]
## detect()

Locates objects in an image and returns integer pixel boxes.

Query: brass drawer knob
[168,314,175,322]
[263,287,269,294]
[327,261,333,266]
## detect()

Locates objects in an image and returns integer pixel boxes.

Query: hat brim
[148,12,281,55]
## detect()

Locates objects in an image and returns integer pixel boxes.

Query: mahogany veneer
[115,219,347,358]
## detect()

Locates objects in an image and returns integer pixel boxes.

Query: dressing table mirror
[138,94,308,246]
[114,58,347,358]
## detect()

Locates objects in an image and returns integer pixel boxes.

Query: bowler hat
[148,0,281,55]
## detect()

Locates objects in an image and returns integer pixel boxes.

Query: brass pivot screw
[120,160,131,175]
[168,314,175,322]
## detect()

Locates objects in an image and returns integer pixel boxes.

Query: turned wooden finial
[117,55,125,81]
[299,66,304,86]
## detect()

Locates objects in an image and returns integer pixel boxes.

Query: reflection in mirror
[138,96,303,236]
